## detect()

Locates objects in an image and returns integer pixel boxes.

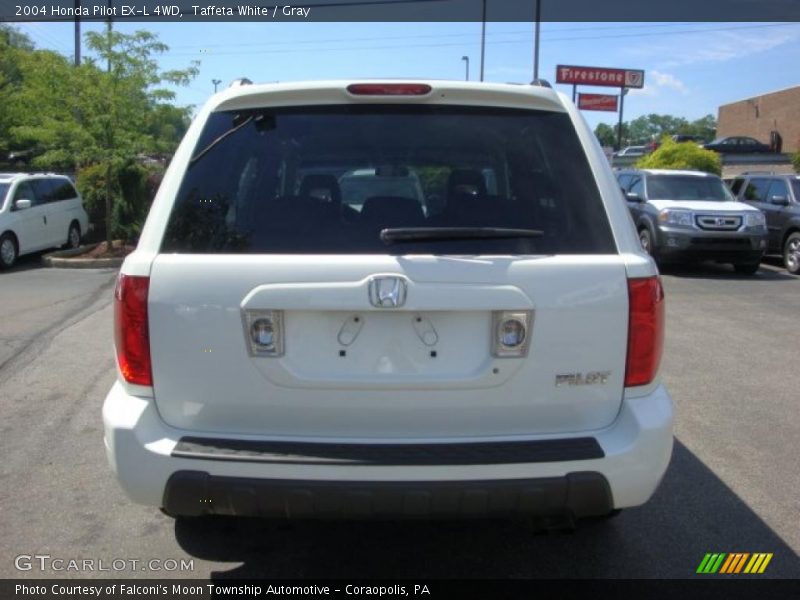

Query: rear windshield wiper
[380,227,543,244]
[189,116,253,167]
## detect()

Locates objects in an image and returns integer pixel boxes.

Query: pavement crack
[0,274,117,384]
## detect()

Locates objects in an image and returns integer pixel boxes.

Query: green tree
[79,28,197,243]
[594,123,617,147]
[793,151,800,174]
[3,27,197,243]
[635,138,721,175]
[596,113,718,148]
[627,114,689,143]
[682,114,717,142]
[0,25,35,158]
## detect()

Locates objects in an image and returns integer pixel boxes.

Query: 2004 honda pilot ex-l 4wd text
[103,80,673,523]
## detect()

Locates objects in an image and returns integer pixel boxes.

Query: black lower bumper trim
[162,471,614,519]
[171,437,604,466]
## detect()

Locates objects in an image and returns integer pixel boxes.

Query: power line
[166,22,725,50]
[164,23,800,57]
[16,23,72,54]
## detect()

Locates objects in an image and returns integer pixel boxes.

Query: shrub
[793,151,800,174]
[76,161,162,243]
[636,138,722,175]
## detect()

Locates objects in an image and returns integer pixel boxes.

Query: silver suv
[617,168,768,274]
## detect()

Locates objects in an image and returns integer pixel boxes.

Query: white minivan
[103,80,673,526]
[0,173,90,269]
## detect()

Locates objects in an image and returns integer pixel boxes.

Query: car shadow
[660,261,797,281]
[173,440,799,579]
[2,251,47,274]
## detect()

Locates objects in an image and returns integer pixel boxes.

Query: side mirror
[770,195,789,206]
[626,192,643,202]
[14,198,32,210]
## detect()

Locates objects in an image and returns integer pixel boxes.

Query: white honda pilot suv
[103,80,673,524]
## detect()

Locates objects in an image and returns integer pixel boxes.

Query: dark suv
[616,168,769,274]
[728,172,800,274]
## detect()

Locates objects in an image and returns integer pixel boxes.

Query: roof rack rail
[229,78,253,88]
[530,78,552,88]
[740,171,776,176]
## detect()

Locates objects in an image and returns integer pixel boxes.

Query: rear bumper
[102,383,673,517]
[163,471,613,519]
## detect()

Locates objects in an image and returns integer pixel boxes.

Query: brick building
[717,85,800,153]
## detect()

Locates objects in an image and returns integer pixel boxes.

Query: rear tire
[66,222,81,250]
[0,233,17,269]
[784,232,800,275]
[733,262,760,275]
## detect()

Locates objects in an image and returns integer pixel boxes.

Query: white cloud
[629,70,688,98]
[626,25,800,70]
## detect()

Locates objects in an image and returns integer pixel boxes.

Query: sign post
[617,88,628,151]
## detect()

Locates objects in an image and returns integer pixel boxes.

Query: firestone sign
[556,65,645,89]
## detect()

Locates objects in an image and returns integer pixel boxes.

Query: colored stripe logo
[697,553,773,574]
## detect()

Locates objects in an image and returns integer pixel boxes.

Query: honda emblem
[368,276,407,308]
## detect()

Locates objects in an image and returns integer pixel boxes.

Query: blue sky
[12,20,800,130]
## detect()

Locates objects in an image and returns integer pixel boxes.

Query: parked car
[616,168,768,274]
[103,80,673,525]
[703,136,770,154]
[728,172,800,274]
[0,172,89,269]
[614,145,647,158]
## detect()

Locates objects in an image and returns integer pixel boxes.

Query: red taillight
[625,277,665,387]
[114,274,152,386]
[346,83,432,96]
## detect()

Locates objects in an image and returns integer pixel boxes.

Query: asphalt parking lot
[0,255,798,579]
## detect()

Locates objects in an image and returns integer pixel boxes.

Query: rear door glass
[162,105,616,255]
[50,179,78,201]
[742,179,771,202]
[30,179,56,204]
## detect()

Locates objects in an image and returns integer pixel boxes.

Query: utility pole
[73,0,80,66]
[461,57,469,81]
[533,0,541,81]
[212,79,222,93]
[106,0,112,73]
[479,0,486,81]
[105,0,113,246]
[617,87,628,151]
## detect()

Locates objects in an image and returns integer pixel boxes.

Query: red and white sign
[556,65,645,89]
[578,93,619,112]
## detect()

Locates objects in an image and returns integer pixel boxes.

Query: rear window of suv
[162,105,616,255]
